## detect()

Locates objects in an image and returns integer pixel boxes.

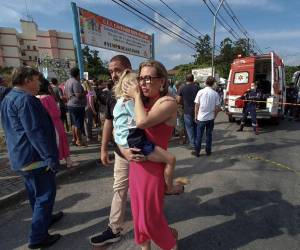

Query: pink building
[0,20,75,68]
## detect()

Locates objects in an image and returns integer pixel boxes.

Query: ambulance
[224,52,286,123]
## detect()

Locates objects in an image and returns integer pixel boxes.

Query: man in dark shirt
[177,73,200,149]
[91,55,141,246]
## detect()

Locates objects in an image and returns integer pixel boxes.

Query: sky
[1,0,300,70]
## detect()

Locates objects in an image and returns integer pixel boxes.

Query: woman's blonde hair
[113,69,137,98]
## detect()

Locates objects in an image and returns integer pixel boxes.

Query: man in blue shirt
[0,67,63,249]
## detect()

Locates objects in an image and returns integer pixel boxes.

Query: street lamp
[211,0,225,77]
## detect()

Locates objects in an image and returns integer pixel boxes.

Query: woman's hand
[119,146,146,162]
[123,80,140,99]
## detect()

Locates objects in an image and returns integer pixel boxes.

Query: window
[234,72,249,84]
[34,56,37,61]
[19,40,24,45]
[21,51,26,56]
[29,56,32,60]
[33,45,36,51]
[27,45,30,50]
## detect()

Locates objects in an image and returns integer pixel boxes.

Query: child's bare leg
[147,146,176,192]
[140,240,151,250]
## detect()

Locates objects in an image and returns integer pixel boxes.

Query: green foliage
[0,66,14,76]
[82,46,109,80]
[174,63,199,80]
[192,35,255,79]
[176,35,299,84]
[285,65,300,84]
[233,38,253,57]
[215,37,234,78]
[193,34,212,65]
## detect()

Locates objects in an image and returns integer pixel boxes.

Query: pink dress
[129,123,176,250]
[38,95,70,160]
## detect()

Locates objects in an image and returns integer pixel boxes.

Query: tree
[233,38,253,57]
[215,37,234,78]
[82,46,109,79]
[174,63,199,80]
[193,34,212,66]
[285,65,300,84]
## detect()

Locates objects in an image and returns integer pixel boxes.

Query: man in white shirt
[193,76,221,157]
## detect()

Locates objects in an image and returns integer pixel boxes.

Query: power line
[202,0,263,55]
[222,1,263,54]
[112,0,196,49]
[131,0,200,43]
[154,0,222,52]
[203,0,240,40]
[206,0,242,40]
[113,0,223,54]
[159,0,205,38]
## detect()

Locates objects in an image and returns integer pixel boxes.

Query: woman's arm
[136,95,177,129]
[125,82,177,129]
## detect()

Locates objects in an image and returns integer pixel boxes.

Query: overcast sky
[1,0,300,70]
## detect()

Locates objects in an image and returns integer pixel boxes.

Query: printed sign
[78,7,152,59]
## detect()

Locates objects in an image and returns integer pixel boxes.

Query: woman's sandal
[165,177,190,196]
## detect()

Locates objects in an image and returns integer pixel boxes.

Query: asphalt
[0,138,101,210]
[0,113,299,250]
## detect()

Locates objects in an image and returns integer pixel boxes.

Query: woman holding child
[120,61,181,250]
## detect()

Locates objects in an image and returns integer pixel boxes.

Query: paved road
[0,113,299,250]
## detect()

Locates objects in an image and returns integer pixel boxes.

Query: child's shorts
[127,128,155,156]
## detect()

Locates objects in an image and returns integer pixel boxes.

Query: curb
[0,159,99,211]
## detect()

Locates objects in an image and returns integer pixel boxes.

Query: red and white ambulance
[224,52,286,123]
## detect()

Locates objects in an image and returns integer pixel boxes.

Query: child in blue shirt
[113,69,182,195]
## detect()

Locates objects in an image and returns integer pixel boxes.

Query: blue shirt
[113,97,135,148]
[0,88,59,172]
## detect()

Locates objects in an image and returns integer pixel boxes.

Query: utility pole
[211,0,225,77]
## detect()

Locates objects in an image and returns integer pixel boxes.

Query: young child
[113,69,183,195]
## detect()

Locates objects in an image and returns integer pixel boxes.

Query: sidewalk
[0,136,102,210]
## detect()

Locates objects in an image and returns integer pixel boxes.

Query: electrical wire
[112,0,196,49]
[159,0,205,38]
[223,1,263,54]
[133,0,200,43]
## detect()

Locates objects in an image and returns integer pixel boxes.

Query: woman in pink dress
[37,78,79,168]
[123,61,180,250]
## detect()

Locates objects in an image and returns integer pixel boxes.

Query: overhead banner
[78,7,152,59]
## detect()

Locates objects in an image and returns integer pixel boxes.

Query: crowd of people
[2,54,282,249]
[0,56,224,249]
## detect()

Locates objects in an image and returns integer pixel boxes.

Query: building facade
[0,20,75,68]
